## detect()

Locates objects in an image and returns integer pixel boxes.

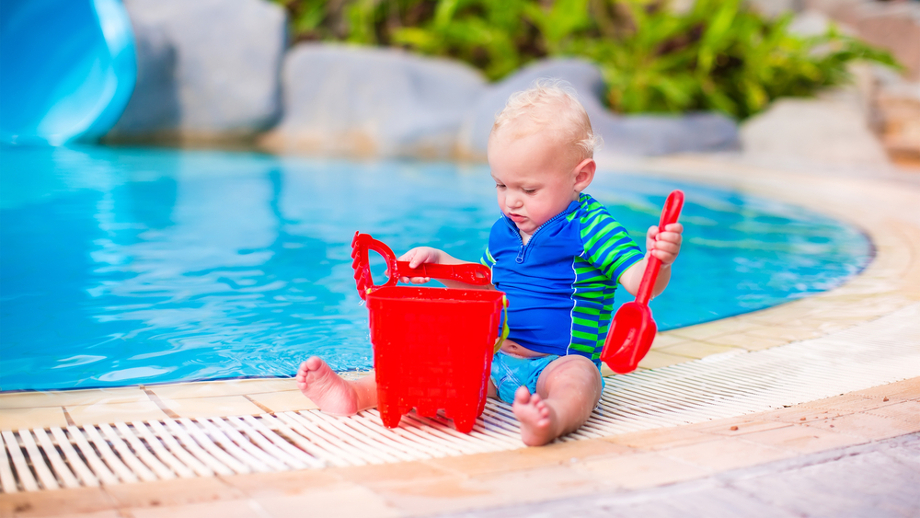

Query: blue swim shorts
[489,351,559,404]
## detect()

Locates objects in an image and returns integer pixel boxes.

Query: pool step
[2,304,918,492]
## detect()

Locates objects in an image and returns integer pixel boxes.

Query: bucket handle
[493,296,510,354]
[351,232,492,299]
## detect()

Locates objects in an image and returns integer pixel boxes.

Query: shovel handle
[635,190,684,306]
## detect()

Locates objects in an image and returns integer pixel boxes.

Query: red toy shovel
[601,190,684,374]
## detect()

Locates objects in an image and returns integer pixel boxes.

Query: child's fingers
[662,223,683,233]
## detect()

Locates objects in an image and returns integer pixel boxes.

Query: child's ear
[573,158,596,191]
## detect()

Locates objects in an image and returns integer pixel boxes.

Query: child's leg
[296,356,378,416]
[512,355,602,446]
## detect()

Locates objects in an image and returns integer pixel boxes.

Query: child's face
[488,129,593,240]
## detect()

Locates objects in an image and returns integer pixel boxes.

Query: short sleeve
[480,246,496,268]
[579,208,643,283]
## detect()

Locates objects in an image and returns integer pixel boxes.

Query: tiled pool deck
[1,156,918,517]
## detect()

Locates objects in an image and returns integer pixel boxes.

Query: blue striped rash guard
[480,193,644,364]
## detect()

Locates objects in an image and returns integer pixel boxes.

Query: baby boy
[297,80,683,446]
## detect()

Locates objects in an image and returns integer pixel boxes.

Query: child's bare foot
[512,386,557,446]
[296,356,359,416]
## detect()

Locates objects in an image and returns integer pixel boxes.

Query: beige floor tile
[665,318,758,341]
[739,424,866,453]
[851,378,920,401]
[691,418,792,437]
[602,425,719,451]
[804,412,920,440]
[649,332,690,350]
[220,469,344,498]
[425,439,631,477]
[246,390,317,413]
[125,498,265,518]
[660,436,793,471]
[865,401,920,426]
[105,476,245,509]
[376,465,601,517]
[573,451,709,489]
[0,407,68,430]
[705,333,793,351]
[252,484,401,518]
[66,401,167,426]
[657,341,742,359]
[0,388,149,409]
[636,350,690,369]
[147,378,296,400]
[158,396,264,418]
[743,325,823,342]
[761,406,842,424]
[0,487,114,517]
[338,460,457,486]
[798,393,896,413]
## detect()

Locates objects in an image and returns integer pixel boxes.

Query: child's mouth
[508,213,526,223]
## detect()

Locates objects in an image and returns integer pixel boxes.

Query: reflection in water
[0,145,872,391]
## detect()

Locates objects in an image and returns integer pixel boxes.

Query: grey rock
[108,0,286,139]
[261,44,487,158]
[457,58,739,160]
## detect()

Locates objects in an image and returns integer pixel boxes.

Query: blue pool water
[0,145,873,391]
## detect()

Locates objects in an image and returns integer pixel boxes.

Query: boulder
[107,0,286,140]
[457,58,739,159]
[260,44,488,159]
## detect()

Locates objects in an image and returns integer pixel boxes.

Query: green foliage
[273,0,900,119]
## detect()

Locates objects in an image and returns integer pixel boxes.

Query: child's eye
[523,188,536,195]
[496,183,506,189]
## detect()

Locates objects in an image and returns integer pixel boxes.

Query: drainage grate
[2,304,918,492]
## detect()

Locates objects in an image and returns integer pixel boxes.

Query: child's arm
[397,247,494,289]
[619,223,683,298]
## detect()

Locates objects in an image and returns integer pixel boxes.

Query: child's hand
[646,223,683,267]
[396,247,442,284]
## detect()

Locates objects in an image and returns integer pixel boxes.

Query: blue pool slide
[0,0,136,145]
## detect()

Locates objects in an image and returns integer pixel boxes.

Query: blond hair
[490,79,600,161]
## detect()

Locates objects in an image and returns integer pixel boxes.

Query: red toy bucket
[351,232,506,433]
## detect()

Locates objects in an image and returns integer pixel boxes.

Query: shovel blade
[600,302,657,374]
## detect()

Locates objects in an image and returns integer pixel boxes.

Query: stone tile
[660,436,793,471]
[0,388,149,409]
[573,451,709,489]
[636,350,690,370]
[851,378,920,401]
[246,390,317,413]
[805,412,920,440]
[657,341,741,359]
[704,333,790,352]
[603,426,720,451]
[691,418,793,437]
[426,439,632,477]
[665,318,757,341]
[739,423,866,453]
[252,484,401,518]
[338,460,456,485]
[0,487,114,517]
[158,396,264,418]
[743,325,823,342]
[220,469,343,497]
[66,401,167,426]
[105,476,245,509]
[649,332,689,350]
[125,498,265,518]
[865,400,920,426]
[147,378,296,400]
[760,406,843,424]
[376,465,601,517]
[0,407,68,430]
[798,393,897,413]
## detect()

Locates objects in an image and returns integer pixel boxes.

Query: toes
[513,386,531,404]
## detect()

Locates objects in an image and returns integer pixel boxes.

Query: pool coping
[2,154,917,430]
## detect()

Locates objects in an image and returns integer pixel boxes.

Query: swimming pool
[0,145,873,391]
